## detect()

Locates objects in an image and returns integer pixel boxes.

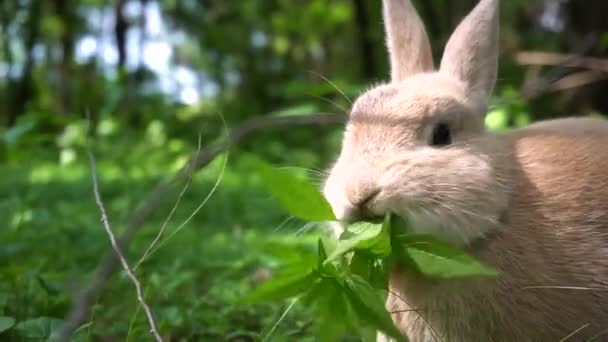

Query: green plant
[243,157,499,341]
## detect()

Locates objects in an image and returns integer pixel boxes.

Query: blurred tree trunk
[352,0,376,80]
[9,0,42,126]
[0,2,15,126]
[134,0,149,85]
[54,0,76,116]
[115,0,128,69]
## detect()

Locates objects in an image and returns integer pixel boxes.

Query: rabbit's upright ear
[440,0,499,101]
[383,0,434,82]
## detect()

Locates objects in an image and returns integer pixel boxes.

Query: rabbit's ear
[440,0,499,100]
[383,0,434,82]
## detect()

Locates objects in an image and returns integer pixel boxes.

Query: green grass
[0,129,323,341]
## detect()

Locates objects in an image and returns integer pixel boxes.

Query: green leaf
[14,317,64,340]
[396,234,499,278]
[269,103,320,117]
[262,239,317,267]
[318,238,328,270]
[370,259,390,291]
[311,279,353,342]
[251,157,336,221]
[343,274,406,341]
[0,316,15,333]
[350,251,372,280]
[326,218,391,263]
[238,267,318,304]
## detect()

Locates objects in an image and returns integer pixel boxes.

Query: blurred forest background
[1,0,608,340]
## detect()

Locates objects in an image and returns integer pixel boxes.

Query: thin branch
[144,112,230,258]
[85,146,162,342]
[513,35,599,100]
[543,70,608,92]
[133,134,202,271]
[523,285,608,291]
[59,112,346,340]
[514,51,608,73]
[559,323,589,342]
[147,147,228,256]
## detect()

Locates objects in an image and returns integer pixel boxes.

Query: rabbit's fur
[322,0,608,340]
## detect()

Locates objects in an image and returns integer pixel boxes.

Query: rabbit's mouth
[387,200,500,246]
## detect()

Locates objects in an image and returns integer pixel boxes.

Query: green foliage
[0,317,15,333]
[14,317,64,340]
[2,0,607,340]
[244,160,499,341]
[0,133,325,340]
[251,156,336,222]
[394,234,498,278]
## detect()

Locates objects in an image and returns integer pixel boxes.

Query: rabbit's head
[323,0,511,245]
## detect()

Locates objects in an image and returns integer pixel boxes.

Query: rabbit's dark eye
[430,123,452,146]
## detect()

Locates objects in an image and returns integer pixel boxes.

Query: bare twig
[511,35,602,100]
[543,70,608,92]
[514,51,608,73]
[85,146,162,342]
[523,285,608,291]
[59,112,346,340]
[559,323,590,342]
[515,51,608,98]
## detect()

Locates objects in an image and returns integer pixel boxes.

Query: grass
[0,126,326,341]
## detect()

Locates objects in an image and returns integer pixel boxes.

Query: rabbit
[322,0,608,341]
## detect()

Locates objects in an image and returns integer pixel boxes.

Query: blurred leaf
[263,240,317,266]
[343,274,405,341]
[251,157,336,221]
[269,103,320,117]
[14,317,64,339]
[36,274,62,296]
[239,267,318,304]
[349,251,371,280]
[396,235,499,278]
[485,108,509,132]
[2,117,37,145]
[0,316,15,333]
[317,238,328,266]
[311,279,353,342]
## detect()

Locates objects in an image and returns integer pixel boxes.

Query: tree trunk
[115,0,128,69]
[9,0,42,125]
[352,0,376,80]
[54,0,76,116]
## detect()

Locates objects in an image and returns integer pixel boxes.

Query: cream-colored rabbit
[322,0,608,341]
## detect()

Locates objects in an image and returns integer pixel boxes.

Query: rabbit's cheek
[322,170,351,221]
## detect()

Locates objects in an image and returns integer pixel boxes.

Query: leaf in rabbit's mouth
[246,159,499,341]
[387,213,411,233]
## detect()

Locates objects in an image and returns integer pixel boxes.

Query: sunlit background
[1,0,607,340]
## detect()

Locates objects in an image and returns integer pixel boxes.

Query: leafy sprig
[242,157,498,340]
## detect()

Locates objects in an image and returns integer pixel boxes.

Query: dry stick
[515,51,608,98]
[58,112,346,341]
[514,51,608,73]
[85,147,162,341]
[559,323,590,342]
[512,36,600,99]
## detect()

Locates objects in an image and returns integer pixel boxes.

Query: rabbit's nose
[344,181,382,223]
